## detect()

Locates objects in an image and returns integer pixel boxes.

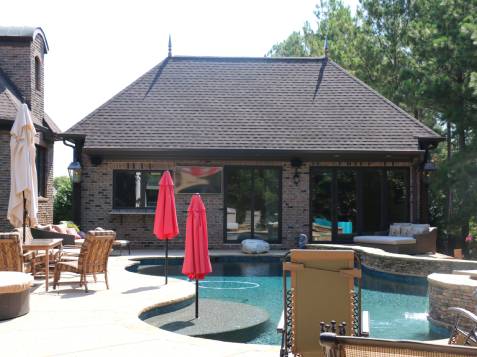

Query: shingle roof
[65,56,440,153]
[0,68,59,133]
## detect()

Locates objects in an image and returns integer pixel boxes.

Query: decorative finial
[168,34,172,58]
[324,35,329,58]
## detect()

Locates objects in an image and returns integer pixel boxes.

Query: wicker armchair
[0,232,38,274]
[53,230,115,292]
[320,333,477,357]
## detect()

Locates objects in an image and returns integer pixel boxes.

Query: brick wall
[0,36,45,126]
[0,130,54,230]
[79,157,420,250]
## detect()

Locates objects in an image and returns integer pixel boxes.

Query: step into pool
[130,256,447,345]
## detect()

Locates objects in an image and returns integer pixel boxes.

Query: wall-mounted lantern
[68,161,82,183]
[291,158,303,186]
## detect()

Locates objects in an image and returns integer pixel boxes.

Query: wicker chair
[0,232,38,274]
[320,332,477,357]
[53,230,116,292]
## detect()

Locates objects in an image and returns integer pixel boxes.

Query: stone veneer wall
[428,274,477,330]
[308,244,477,277]
[79,158,420,249]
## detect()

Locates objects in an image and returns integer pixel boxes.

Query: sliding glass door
[310,167,409,242]
[224,167,281,243]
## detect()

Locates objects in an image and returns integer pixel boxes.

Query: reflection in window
[387,169,409,223]
[336,170,356,235]
[175,167,222,194]
[225,167,281,243]
[310,169,333,242]
[362,169,382,233]
[113,171,163,208]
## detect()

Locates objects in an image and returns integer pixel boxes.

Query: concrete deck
[0,252,279,356]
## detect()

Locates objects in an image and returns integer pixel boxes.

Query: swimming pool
[131,256,446,345]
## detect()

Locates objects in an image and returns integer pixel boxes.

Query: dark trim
[82,147,426,162]
[223,165,282,244]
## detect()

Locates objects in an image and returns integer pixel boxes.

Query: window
[224,167,281,243]
[310,167,409,242]
[113,171,164,209]
[175,166,222,194]
[34,57,41,91]
[36,145,47,197]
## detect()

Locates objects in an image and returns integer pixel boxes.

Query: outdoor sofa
[353,223,437,254]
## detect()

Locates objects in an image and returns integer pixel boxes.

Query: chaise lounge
[353,223,437,254]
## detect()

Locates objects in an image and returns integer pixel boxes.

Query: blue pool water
[131,257,446,345]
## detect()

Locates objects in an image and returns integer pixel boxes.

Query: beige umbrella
[7,103,38,239]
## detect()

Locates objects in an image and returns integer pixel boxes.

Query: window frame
[35,145,47,198]
[34,56,41,91]
[223,165,282,244]
[112,169,165,209]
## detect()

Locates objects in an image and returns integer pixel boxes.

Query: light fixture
[68,161,82,183]
[290,158,303,186]
[423,161,437,172]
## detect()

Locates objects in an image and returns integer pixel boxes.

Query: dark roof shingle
[66,56,440,153]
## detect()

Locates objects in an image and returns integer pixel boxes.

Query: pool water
[133,258,446,345]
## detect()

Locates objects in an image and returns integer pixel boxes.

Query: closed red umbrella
[153,170,179,284]
[182,194,212,318]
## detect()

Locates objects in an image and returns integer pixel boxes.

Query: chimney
[168,34,172,58]
[0,27,49,124]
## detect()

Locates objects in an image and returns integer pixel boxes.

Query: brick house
[0,27,60,231]
[63,55,441,249]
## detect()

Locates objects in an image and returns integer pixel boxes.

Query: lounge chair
[53,230,115,292]
[279,249,369,357]
[0,231,39,274]
[448,307,477,346]
[320,332,477,356]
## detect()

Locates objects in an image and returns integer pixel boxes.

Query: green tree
[53,176,72,224]
[409,0,477,251]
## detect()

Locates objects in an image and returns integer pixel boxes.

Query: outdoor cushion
[401,224,430,237]
[241,239,270,254]
[52,223,68,234]
[0,271,33,294]
[389,224,401,236]
[354,235,416,245]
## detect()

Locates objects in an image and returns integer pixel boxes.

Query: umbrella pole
[22,192,26,244]
[195,279,199,319]
[165,239,168,285]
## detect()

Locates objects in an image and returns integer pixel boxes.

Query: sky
[1,0,358,177]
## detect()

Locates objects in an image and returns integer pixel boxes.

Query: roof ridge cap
[328,60,441,138]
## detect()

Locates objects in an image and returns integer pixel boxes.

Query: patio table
[23,238,63,291]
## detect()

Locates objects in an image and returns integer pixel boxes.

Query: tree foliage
[269,0,477,252]
[53,176,72,224]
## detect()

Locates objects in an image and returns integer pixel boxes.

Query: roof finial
[168,34,172,58]
[324,35,329,58]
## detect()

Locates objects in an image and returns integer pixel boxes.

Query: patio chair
[320,332,477,357]
[448,307,477,346]
[0,232,38,274]
[279,249,368,357]
[53,230,115,292]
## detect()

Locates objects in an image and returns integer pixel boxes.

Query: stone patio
[0,251,279,356]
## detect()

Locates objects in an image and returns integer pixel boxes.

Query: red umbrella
[182,194,212,318]
[153,170,179,284]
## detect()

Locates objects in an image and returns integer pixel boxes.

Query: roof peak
[168,55,327,62]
